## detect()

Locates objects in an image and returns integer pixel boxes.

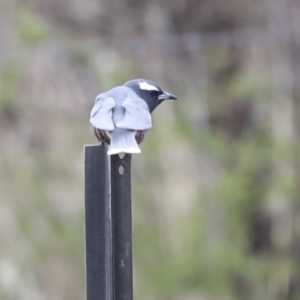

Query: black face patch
[149,90,161,97]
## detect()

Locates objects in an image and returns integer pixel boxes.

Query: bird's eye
[149,90,160,96]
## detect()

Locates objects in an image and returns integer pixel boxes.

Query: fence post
[84,144,113,300]
[111,154,133,300]
[84,147,133,300]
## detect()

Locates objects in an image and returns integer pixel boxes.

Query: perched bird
[90,79,177,155]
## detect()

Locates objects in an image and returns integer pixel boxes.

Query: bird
[90,79,177,155]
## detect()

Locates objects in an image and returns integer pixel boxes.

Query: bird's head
[123,79,177,112]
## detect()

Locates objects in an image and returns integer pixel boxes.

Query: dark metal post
[111,154,133,300]
[84,144,112,300]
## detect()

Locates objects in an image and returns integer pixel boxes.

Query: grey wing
[90,95,115,130]
[116,95,152,130]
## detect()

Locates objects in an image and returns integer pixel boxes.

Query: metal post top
[85,143,133,300]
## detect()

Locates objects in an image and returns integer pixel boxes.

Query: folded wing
[89,95,115,130]
[116,94,152,130]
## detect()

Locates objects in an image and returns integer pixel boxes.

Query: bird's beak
[158,92,178,101]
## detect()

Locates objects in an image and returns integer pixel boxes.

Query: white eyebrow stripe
[139,81,159,91]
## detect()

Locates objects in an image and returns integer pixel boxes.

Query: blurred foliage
[1,0,300,299]
[0,60,23,128]
[17,4,47,45]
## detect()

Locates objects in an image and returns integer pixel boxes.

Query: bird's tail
[107,128,141,155]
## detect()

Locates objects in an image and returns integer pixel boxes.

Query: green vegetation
[0,1,299,300]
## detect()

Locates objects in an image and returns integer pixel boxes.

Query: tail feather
[107,129,141,155]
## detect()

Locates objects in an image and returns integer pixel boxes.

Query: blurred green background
[1,0,300,299]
